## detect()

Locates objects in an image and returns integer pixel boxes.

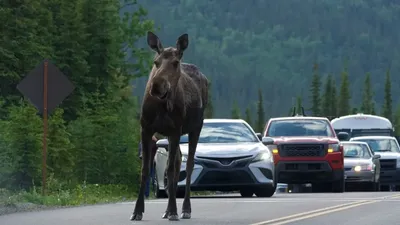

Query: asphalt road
[1,192,400,225]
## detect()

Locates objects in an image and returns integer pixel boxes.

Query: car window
[267,119,334,137]
[180,122,258,143]
[343,144,372,159]
[354,139,400,153]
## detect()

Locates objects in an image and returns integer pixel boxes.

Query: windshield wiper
[344,156,359,158]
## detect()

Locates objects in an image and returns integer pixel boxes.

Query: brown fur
[131,31,208,221]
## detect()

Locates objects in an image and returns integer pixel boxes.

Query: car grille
[380,159,396,171]
[279,144,326,157]
[196,156,252,168]
[197,170,254,185]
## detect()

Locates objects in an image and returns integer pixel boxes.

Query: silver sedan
[342,141,381,191]
[153,119,276,198]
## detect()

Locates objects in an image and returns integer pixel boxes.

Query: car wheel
[153,166,167,198]
[255,185,276,197]
[240,189,254,197]
[332,178,345,193]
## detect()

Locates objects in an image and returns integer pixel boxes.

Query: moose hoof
[181,212,191,219]
[130,213,143,221]
[162,212,169,219]
[168,214,180,221]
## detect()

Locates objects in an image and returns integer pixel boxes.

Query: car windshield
[267,119,334,137]
[180,122,259,143]
[355,139,400,153]
[343,144,372,159]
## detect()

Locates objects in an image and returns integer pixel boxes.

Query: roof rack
[291,107,306,117]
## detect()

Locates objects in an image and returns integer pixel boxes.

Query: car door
[368,145,380,181]
[155,145,169,188]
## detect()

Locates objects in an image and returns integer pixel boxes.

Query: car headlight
[253,151,272,162]
[181,155,187,162]
[328,143,340,153]
[397,159,400,168]
[354,164,373,172]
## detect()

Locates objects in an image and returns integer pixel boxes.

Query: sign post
[17,59,75,195]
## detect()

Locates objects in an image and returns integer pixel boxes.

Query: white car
[153,119,276,198]
[349,136,400,191]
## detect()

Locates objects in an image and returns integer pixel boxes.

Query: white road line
[264,200,380,225]
[249,200,372,225]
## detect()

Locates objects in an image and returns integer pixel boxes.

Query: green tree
[245,107,252,127]
[360,73,373,114]
[204,81,214,118]
[0,0,54,117]
[231,101,241,119]
[3,101,43,190]
[256,88,265,133]
[310,63,321,116]
[394,105,400,136]
[338,68,351,117]
[47,108,75,183]
[296,96,303,114]
[330,78,338,118]
[322,75,332,117]
[382,69,393,121]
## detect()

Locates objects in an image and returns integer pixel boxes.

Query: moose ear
[176,33,189,54]
[147,31,163,54]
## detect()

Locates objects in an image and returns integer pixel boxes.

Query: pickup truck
[262,110,349,192]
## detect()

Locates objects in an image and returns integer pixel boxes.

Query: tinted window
[343,144,372,159]
[267,119,334,137]
[356,139,400,153]
[180,122,258,143]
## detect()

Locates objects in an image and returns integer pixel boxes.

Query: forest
[1,0,400,208]
[135,0,400,118]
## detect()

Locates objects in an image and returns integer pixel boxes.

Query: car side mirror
[156,139,169,150]
[262,137,274,145]
[255,133,262,141]
[373,155,381,159]
[337,132,349,141]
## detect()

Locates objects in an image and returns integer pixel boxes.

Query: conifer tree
[310,63,321,116]
[338,68,351,116]
[382,69,393,121]
[256,88,265,133]
[322,75,332,117]
[231,101,241,119]
[360,73,373,114]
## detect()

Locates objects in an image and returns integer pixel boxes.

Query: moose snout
[149,80,170,100]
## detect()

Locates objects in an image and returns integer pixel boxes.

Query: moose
[130,31,208,221]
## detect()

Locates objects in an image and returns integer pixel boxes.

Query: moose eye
[154,61,160,68]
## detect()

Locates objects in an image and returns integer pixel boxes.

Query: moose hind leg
[131,131,153,221]
[181,130,200,219]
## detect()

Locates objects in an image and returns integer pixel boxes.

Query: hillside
[133,0,400,118]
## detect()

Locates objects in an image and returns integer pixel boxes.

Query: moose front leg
[163,134,181,221]
[131,130,153,221]
[162,146,182,219]
[181,129,200,219]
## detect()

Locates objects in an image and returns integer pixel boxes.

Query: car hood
[373,152,400,159]
[271,136,339,144]
[179,142,266,158]
[344,158,372,166]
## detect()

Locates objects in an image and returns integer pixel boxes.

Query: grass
[0,184,134,208]
[0,186,216,209]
